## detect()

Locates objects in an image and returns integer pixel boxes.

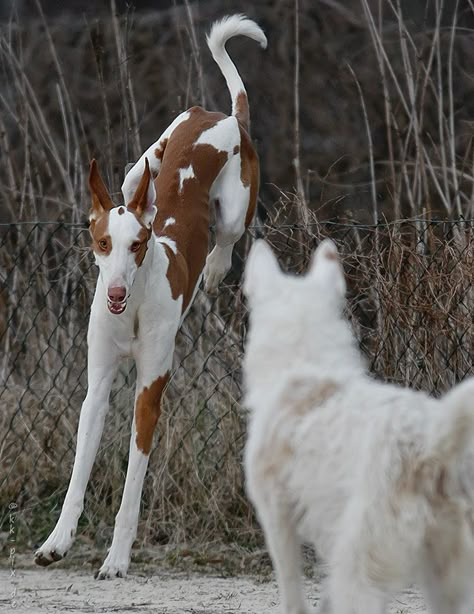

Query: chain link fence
[1,219,472,549]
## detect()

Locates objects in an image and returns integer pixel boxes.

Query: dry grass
[0,1,473,558]
[1,215,472,554]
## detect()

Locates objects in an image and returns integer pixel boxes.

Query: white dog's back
[243,239,474,614]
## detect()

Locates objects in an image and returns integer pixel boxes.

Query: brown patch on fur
[233,145,240,155]
[324,250,339,262]
[154,138,168,167]
[162,243,188,302]
[153,107,229,313]
[135,373,169,455]
[89,213,112,256]
[235,91,250,134]
[134,226,153,267]
[118,206,125,215]
[238,125,259,227]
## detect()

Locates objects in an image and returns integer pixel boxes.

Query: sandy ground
[0,565,429,614]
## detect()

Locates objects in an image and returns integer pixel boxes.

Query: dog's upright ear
[244,240,281,301]
[309,239,346,298]
[89,159,114,222]
[128,158,157,227]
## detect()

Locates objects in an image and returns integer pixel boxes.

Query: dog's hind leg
[328,552,388,614]
[204,148,256,293]
[327,505,393,614]
[420,523,474,614]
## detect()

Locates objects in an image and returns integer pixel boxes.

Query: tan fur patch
[235,91,250,134]
[238,125,259,227]
[135,373,169,455]
[324,250,339,262]
[162,244,188,303]
[233,145,240,155]
[89,213,112,256]
[261,441,294,479]
[154,138,168,167]
[280,378,340,417]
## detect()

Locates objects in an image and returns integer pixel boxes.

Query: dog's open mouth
[107,299,127,315]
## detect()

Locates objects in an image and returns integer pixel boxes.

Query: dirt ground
[0,555,429,614]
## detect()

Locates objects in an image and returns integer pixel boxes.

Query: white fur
[196,115,240,150]
[157,235,177,254]
[179,164,195,192]
[207,14,267,116]
[243,239,474,614]
[204,150,249,291]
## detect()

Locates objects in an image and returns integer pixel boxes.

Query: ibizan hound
[35,14,266,579]
[243,239,474,614]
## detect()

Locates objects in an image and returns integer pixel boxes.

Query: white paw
[203,255,229,294]
[35,524,76,567]
[95,551,129,580]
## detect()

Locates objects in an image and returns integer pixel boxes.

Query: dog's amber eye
[98,239,108,251]
[131,242,141,253]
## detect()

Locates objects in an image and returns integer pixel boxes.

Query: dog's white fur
[35,15,266,579]
[243,239,474,614]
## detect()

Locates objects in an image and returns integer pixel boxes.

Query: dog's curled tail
[207,14,267,134]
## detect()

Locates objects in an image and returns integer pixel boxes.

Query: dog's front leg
[35,315,120,566]
[96,326,176,579]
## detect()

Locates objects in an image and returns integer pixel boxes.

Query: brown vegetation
[0,0,472,555]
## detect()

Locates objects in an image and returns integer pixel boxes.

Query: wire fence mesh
[1,218,472,548]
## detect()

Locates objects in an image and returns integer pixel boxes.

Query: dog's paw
[34,525,75,566]
[95,561,128,580]
[35,548,65,567]
[95,549,130,580]
[203,256,228,294]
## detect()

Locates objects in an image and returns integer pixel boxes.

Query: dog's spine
[207,14,267,134]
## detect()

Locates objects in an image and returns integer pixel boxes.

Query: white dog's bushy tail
[430,379,474,462]
[207,14,267,133]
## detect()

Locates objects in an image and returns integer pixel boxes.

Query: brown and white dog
[35,14,266,579]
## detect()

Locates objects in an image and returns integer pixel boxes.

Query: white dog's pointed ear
[244,240,281,299]
[309,239,346,297]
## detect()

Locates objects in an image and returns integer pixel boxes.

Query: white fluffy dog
[243,238,474,614]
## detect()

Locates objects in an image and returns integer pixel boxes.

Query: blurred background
[1,0,473,224]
